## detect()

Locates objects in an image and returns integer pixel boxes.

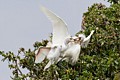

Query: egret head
[77,34,85,43]
[71,36,81,44]
[78,34,86,40]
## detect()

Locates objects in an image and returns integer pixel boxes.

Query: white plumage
[62,43,81,65]
[44,46,62,70]
[35,6,94,70]
[40,6,70,46]
[40,6,71,70]
[35,47,51,63]
[79,30,94,48]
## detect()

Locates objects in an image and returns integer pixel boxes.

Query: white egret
[35,6,94,70]
[61,36,81,65]
[59,30,94,65]
[35,6,71,70]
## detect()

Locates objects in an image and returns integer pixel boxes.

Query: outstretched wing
[40,6,70,46]
[81,30,94,48]
[35,47,51,63]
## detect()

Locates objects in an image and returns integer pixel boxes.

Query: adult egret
[61,36,81,65]
[35,6,71,70]
[62,30,94,65]
[35,6,94,70]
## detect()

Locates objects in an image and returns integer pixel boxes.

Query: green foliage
[107,0,120,4]
[0,2,120,80]
[79,3,120,79]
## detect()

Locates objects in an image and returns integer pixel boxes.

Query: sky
[0,0,110,79]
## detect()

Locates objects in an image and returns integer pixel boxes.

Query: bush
[78,3,120,79]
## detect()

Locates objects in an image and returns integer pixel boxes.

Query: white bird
[62,30,94,65]
[60,36,83,65]
[35,6,71,70]
[35,6,94,70]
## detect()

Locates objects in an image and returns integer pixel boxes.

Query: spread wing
[81,30,94,48]
[40,6,70,46]
[35,47,51,63]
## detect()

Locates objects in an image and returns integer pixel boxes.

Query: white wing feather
[35,47,51,63]
[81,30,94,48]
[40,6,70,46]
